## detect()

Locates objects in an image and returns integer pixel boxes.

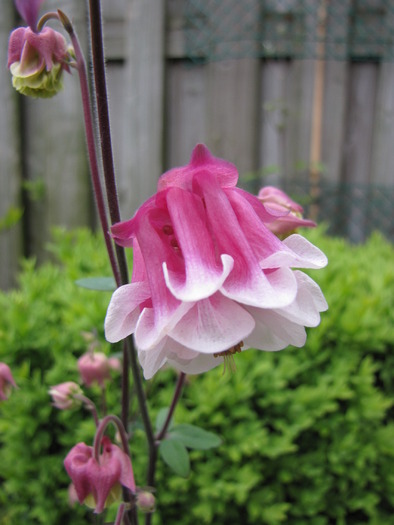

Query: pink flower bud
[258,186,316,236]
[64,437,136,514]
[7,0,72,98]
[136,489,156,513]
[0,363,17,401]
[78,352,119,387]
[49,382,83,410]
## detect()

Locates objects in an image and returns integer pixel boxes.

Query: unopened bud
[49,381,83,410]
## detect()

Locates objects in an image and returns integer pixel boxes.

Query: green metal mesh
[184,0,394,62]
[239,176,394,243]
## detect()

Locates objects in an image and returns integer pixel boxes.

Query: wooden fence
[1,0,393,289]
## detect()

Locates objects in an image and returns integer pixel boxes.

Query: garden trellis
[1,0,394,289]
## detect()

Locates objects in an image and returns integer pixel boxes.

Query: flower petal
[15,0,45,30]
[163,186,234,301]
[193,171,297,308]
[105,282,151,343]
[158,143,239,192]
[169,293,255,353]
[260,234,328,269]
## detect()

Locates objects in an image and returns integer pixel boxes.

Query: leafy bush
[0,227,393,524]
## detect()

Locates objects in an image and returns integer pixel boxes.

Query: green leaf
[155,407,173,433]
[159,439,190,477]
[75,277,116,291]
[168,424,222,450]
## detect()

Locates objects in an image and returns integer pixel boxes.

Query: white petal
[244,307,307,350]
[105,282,151,343]
[170,293,255,353]
[261,234,328,270]
[221,266,297,309]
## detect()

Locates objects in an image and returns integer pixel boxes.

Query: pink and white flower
[105,144,328,379]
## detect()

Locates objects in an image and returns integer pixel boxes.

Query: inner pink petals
[164,187,234,301]
[194,171,296,308]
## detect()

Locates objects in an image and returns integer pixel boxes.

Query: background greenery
[0,227,393,524]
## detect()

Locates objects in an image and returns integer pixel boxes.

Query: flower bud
[258,186,316,236]
[64,437,135,514]
[49,382,83,410]
[136,489,156,513]
[0,363,17,401]
[8,26,72,98]
[78,352,120,387]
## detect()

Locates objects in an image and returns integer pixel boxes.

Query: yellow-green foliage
[0,227,393,524]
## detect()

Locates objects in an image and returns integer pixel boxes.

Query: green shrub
[0,227,393,524]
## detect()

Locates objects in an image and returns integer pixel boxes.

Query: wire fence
[184,0,394,62]
[239,177,394,243]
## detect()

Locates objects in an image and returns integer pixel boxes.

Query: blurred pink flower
[7,0,71,97]
[49,382,83,410]
[64,437,135,513]
[257,186,316,236]
[105,144,328,379]
[0,363,17,401]
[78,352,120,387]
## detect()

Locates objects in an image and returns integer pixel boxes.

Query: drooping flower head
[105,144,328,379]
[258,186,316,236]
[49,381,83,410]
[78,352,120,387]
[8,0,72,98]
[64,437,135,513]
[0,363,18,401]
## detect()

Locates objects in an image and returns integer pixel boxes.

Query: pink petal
[158,143,239,192]
[104,282,151,343]
[163,186,234,301]
[193,171,297,308]
[169,292,255,353]
[15,0,45,30]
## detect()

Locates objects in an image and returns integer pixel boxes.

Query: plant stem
[87,0,129,285]
[156,373,186,442]
[57,10,121,286]
[87,0,156,496]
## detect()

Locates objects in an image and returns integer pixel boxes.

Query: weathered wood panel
[22,0,92,262]
[115,0,165,219]
[0,2,22,289]
[165,61,207,168]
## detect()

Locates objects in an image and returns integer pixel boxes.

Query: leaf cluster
[0,227,392,524]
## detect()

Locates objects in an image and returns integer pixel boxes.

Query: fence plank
[259,61,290,187]
[0,3,23,289]
[115,0,165,218]
[342,63,379,241]
[23,0,92,262]
[165,61,207,168]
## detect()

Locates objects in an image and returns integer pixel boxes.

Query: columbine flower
[7,0,72,98]
[78,352,120,387]
[0,363,17,401]
[257,186,316,236]
[49,382,83,410]
[64,437,135,513]
[105,144,328,379]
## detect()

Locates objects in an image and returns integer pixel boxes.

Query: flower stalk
[57,9,121,286]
